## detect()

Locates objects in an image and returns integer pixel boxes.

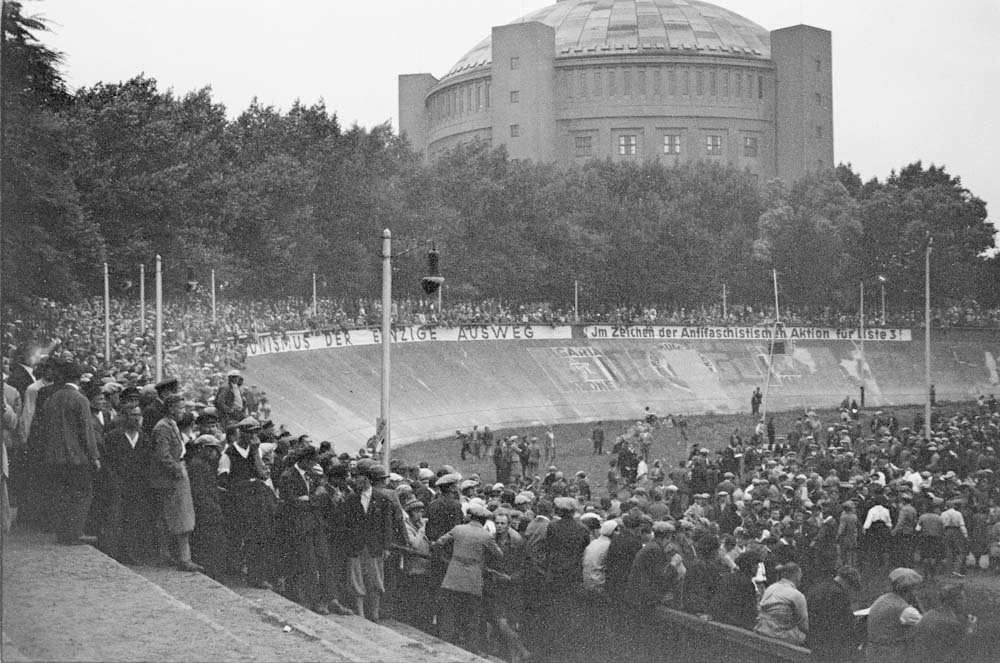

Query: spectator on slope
[398,497,433,632]
[98,403,153,564]
[592,421,605,456]
[912,583,976,662]
[186,434,228,579]
[150,394,202,572]
[342,463,400,622]
[218,417,277,590]
[711,550,760,631]
[624,520,686,660]
[142,377,178,440]
[38,359,101,545]
[214,369,248,429]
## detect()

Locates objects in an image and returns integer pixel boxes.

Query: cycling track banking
[244,323,1000,451]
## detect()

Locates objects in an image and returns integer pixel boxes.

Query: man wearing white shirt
[863,498,893,567]
[941,500,969,577]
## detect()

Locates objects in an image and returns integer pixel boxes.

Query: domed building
[399,0,832,182]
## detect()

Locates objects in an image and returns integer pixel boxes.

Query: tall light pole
[139,263,146,333]
[574,280,579,323]
[925,236,932,440]
[312,272,318,317]
[155,255,163,382]
[381,229,392,473]
[210,268,217,325]
[103,262,111,362]
[878,275,887,326]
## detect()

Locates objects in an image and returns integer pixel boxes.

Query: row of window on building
[530,132,761,158]
[429,81,492,125]
[559,65,766,102]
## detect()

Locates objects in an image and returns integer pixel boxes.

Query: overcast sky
[34,0,999,235]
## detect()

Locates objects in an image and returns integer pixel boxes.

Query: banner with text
[582,325,912,342]
[245,324,574,357]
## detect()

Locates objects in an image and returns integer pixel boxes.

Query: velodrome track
[244,325,1000,451]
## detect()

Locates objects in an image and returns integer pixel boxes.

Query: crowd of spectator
[4,330,996,661]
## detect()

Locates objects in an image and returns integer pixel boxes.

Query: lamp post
[878,275,887,326]
[925,236,932,441]
[381,229,392,474]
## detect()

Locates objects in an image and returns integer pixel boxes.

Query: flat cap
[435,472,463,487]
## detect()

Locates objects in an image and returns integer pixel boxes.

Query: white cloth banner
[582,325,912,342]
[246,324,573,357]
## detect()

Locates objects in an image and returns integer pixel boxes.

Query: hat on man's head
[120,386,141,402]
[227,369,242,379]
[155,377,179,392]
[418,467,435,481]
[554,497,577,512]
[600,519,620,537]
[365,464,388,481]
[836,566,862,590]
[403,500,425,512]
[193,434,222,448]
[459,479,479,491]
[468,503,491,519]
[888,567,922,589]
[435,472,463,487]
[164,393,185,407]
[236,416,261,430]
[652,521,676,535]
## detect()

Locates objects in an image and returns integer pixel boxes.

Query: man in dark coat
[38,360,101,544]
[142,377,178,440]
[186,434,228,578]
[805,565,862,663]
[98,403,153,563]
[625,521,686,663]
[342,463,398,621]
[276,446,345,615]
[218,417,276,588]
[214,370,248,429]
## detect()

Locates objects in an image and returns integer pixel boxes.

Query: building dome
[444,0,771,80]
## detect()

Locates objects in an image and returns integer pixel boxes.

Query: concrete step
[381,618,507,663]
[3,529,263,662]
[227,584,495,663]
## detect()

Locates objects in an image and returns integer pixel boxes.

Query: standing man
[150,394,202,572]
[432,502,503,654]
[143,377,179,440]
[805,566,863,663]
[277,446,339,615]
[941,498,969,577]
[592,421,605,456]
[99,403,153,563]
[751,387,762,417]
[343,463,397,621]
[544,425,556,463]
[38,360,101,545]
[218,417,276,588]
[214,370,248,429]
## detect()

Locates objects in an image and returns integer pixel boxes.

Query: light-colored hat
[418,468,435,480]
[888,567,923,589]
[600,520,620,536]
[468,503,491,518]
[554,497,577,512]
[435,472,463,487]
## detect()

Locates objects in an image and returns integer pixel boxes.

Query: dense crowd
[3,328,996,662]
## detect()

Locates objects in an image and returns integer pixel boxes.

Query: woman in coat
[150,394,201,572]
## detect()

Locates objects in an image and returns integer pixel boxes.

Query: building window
[580,70,588,97]
[722,71,729,97]
[816,125,823,138]
[510,57,520,70]
[743,136,758,157]
[710,70,717,96]
[623,69,632,96]
[618,134,637,156]
[653,68,661,95]
[663,134,681,155]
[608,69,617,96]
[594,69,602,96]
[458,89,464,114]
[510,90,520,104]
[510,124,521,137]
[706,135,722,155]
[696,70,704,96]
[758,75,764,99]
[735,73,742,97]
[747,73,753,98]
[466,86,472,113]
[485,81,491,109]
[574,135,593,156]
[683,70,691,95]
[638,69,646,96]
[667,69,675,95]
[815,92,822,106]
[815,58,822,72]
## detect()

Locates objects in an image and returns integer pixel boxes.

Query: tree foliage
[2,12,996,313]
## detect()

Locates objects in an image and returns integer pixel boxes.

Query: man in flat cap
[37,359,101,544]
[806,565,862,663]
[342,463,398,621]
[219,416,276,589]
[866,567,923,663]
[142,377,178,440]
[98,402,153,564]
[625,519,686,658]
[150,394,201,572]
[215,370,248,430]
[432,501,503,654]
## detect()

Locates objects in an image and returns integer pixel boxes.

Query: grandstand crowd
[3,296,998,662]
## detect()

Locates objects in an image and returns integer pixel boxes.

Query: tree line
[3,2,996,314]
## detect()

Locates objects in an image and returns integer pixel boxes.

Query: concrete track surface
[245,327,1000,450]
